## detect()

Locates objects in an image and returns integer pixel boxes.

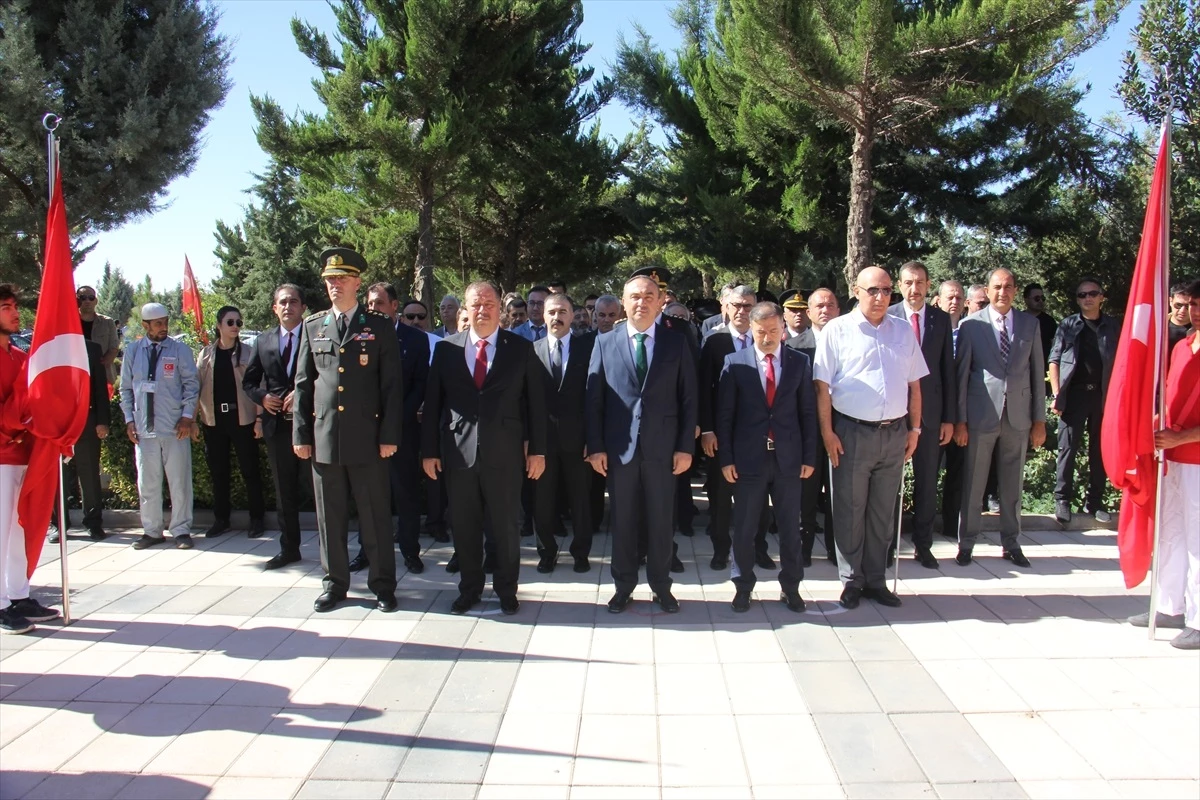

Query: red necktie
[474,339,488,389]
[911,311,921,345]
[765,353,776,442]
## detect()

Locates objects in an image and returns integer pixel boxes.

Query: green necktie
[634,332,648,386]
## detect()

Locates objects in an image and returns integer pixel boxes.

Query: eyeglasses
[225,319,244,327]
[77,295,96,301]
[404,313,427,321]
[729,302,754,311]
[1076,290,1102,299]
[858,286,893,298]
[1171,302,1188,310]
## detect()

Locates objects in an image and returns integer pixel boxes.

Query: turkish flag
[17,167,90,577]
[1100,119,1171,590]
[182,256,208,345]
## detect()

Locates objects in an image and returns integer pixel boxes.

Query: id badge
[143,381,157,394]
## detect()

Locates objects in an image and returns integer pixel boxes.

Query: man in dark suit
[954,267,1047,568]
[532,293,596,574]
[587,272,698,614]
[243,283,312,570]
[700,285,772,571]
[889,261,957,569]
[362,282,430,573]
[422,280,548,616]
[51,338,110,542]
[293,249,402,612]
[717,302,817,613]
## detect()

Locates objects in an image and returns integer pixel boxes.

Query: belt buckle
[284,412,294,421]
[220,403,231,413]
[766,439,776,451]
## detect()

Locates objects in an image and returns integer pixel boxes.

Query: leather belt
[838,412,905,428]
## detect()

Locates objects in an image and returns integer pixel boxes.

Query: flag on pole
[16,166,90,577]
[182,256,208,345]
[1101,119,1171,590]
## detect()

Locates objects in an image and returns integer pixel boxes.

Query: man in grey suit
[953,267,1047,568]
[888,261,957,569]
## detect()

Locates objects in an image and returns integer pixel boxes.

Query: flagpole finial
[42,114,61,132]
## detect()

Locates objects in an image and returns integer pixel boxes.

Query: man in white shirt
[814,267,926,609]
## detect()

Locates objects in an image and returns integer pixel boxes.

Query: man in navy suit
[532,293,597,573]
[423,280,547,615]
[716,302,817,613]
[363,282,430,574]
[587,272,698,614]
[888,262,957,569]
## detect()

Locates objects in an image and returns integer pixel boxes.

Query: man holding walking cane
[814,267,926,609]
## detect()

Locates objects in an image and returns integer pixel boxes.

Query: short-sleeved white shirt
[813,308,928,421]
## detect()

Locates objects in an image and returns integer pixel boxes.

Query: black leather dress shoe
[249,519,266,539]
[678,524,695,537]
[314,591,345,613]
[710,554,729,570]
[499,596,520,615]
[449,594,480,615]
[780,590,806,612]
[573,556,590,573]
[653,592,680,613]
[607,591,632,613]
[839,586,862,609]
[863,586,902,607]
[349,554,369,573]
[206,520,230,538]
[670,555,685,573]
[264,553,301,571]
[955,548,973,567]
[132,534,166,550]
[1002,548,1031,568]
[731,589,752,613]
[445,554,460,573]
[801,552,813,569]
[536,553,557,574]
[886,549,896,568]
[914,548,939,569]
[88,526,107,541]
[483,553,497,574]
[755,550,777,570]
[376,593,398,612]
[431,530,451,543]
[404,555,425,574]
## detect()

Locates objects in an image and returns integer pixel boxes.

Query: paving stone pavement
[1,507,1197,800]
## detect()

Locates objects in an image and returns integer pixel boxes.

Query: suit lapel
[483,332,510,390]
[616,324,638,389]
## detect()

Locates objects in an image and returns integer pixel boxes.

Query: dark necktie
[634,333,648,386]
[738,333,749,351]
[999,315,1010,364]
[551,337,563,387]
[336,313,347,340]
[474,339,488,389]
[146,343,160,432]
[281,331,294,380]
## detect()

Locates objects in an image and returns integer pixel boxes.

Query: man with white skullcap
[119,303,200,550]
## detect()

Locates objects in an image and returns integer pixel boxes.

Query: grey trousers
[959,411,1029,551]
[135,434,194,538]
[831,417,906,590]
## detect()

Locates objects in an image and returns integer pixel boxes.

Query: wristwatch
[910,427,922,434]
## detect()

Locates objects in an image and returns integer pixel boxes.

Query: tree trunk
[701,271,713,298]
[844,121,876,287]
[412,169,436,311]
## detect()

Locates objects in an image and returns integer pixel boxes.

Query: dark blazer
[534,331,595,455]
[393,319,430,441]
[888,302,958,427]
[715,346,817,474]
[293,307,403,464]
[84,339,110,428]
[699,330,737,433]
[586,320,698,465]
[243,325,300,440]
[422,328,547,470]
[1047,313,1118,412]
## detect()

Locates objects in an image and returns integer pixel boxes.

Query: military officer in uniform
[293,248,403,613]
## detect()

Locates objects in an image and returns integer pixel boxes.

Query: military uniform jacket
[293,306,403,465]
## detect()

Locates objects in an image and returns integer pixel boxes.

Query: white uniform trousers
[1155,460,1200,629]
[0,464,31,607]
[135,435,194,538]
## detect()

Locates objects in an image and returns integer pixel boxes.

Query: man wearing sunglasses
[76,286,120,388]
[1168,282,1193,363]
[1048,277,1117,524]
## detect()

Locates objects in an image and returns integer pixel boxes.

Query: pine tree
[726,0,1124,283]
[0,0,231,286]
[96,261,135,328]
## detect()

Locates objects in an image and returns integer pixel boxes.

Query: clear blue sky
[74,0,1143,294]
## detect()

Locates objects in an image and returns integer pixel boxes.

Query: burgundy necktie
[911,312,921,345]
[474,339,488,389]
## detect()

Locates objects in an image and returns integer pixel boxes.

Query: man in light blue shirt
[119,303,200,550]
[511,286,550,341]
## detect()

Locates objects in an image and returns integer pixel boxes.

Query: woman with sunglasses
[194,306,267,538]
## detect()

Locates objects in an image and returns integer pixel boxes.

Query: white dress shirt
[753,345,782,394]
[626,320,656,370]
[813,308,929,421]
[465,327,499,375]
[903,302,926,342]
[986,305,1014,352]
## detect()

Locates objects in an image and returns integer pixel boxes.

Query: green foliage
[95,262,135,329]
[0,0,231,287]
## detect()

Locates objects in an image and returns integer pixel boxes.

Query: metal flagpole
[1146,109,1172,642]
[893,461,906,595]
[44,112,72,626]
